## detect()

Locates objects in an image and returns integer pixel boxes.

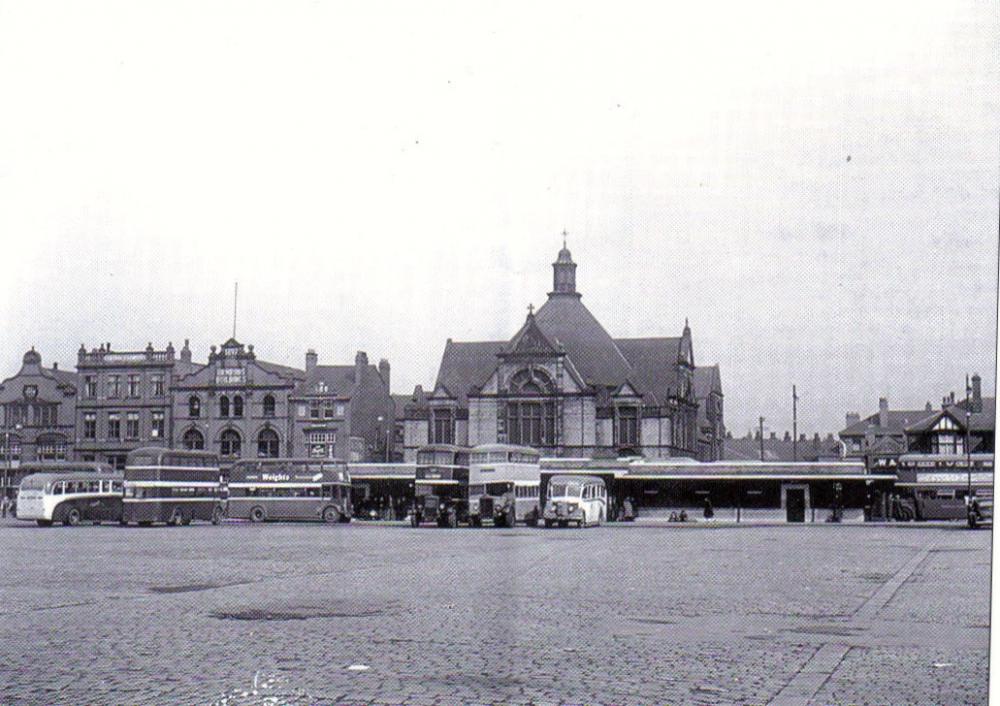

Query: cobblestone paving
[0,522,989,705]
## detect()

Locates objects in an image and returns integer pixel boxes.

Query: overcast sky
[0,1,996,437]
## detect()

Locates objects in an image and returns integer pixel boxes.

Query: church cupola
[550,232,580,298]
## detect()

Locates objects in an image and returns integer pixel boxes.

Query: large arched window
[233,395,244,418]
[219,395,230,418]
[263,394,275,417]
[257,429,280,458]
[188,396,201,418]
[220,429,241,457]
[182,428,205,450]
[509,368,556,395]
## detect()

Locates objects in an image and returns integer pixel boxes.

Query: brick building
[0,349,78,468]
[170,338,305,460]
[288,350,393,462]
[400,243,723,462]
[74,342,198,469]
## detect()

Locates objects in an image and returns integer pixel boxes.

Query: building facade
[170,338,305,461]
[905,375,995,455]
[401,244,721,462]
[0,349,78,468]
[288,350,393,462]
[73,342,196,469]
[694,365,724,461]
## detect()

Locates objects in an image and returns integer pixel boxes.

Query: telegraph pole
[966,374,973,499]
[759,416,765,461]
[792,385,798,462]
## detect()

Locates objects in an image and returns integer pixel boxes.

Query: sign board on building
[915,472,993,485]
[216,368,246,385]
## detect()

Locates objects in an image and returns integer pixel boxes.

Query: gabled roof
[291,365,358,398]
[693,365,722,399]
[614,338,681,405]
[905,397,996,434]
[840,410,934,437]
[504,313,561,356]
[533,295,633,389]
[433,340,506,404]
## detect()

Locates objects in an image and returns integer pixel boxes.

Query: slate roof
[840,410,934,437]
[693,365,722,399]
[905,397,996,433]
[291,365,358,398]
[257,360,307,381]
[533,295,634,389]
[725,436,843,462]
[614,338,682,405]
[433,340,506,404]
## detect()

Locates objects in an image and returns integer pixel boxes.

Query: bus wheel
[36,519,53,527]
[180,515,192,526]
[544,519,554,528]
[211,507,224,525]
[250,507,266,523]
[65,508,81,526]
[322,507,340,523]
[558,520,568,528]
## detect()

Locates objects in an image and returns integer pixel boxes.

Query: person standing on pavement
[703,496,714,520]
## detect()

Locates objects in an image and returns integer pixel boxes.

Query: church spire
[550,231,580,298]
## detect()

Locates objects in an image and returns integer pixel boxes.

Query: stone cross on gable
[527,303,534,316]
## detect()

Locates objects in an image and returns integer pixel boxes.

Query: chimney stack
[769,431,777,440]
[783,431,791,441]
[305,349,318,373]
[378,358,390,388]
[845,412,861,428]
[972,374,982,413]
[878,398,889,428]
[925,401,932,412]
[355,351,368,380]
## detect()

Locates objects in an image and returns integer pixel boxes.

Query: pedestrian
[703,496,714,520]
[0,494,7,518]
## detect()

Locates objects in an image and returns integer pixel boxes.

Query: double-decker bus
[893,453,994,522]
[16,467,123,526]
[411,444,470,528]
[467,444,542,527]
[225,458,351,523]
[122,448,223,526]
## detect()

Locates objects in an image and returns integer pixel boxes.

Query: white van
[543,475,606,528]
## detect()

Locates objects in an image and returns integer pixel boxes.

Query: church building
[401,243,723,462]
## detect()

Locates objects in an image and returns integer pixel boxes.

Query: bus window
[52,482,63,495]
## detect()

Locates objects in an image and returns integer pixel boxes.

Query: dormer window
[316,382,328,393]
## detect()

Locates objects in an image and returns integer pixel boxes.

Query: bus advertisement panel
[468,444,541,527]
[16,470,124,526]
[412,445,470,528]
[225,458,351,523]
[123,448,223,526]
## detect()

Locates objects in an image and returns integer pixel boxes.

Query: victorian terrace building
[171,339,305,460]
[74,341,198,469]
[289,350,394,462]
[401,244,721,462]
[0,349,78,469]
